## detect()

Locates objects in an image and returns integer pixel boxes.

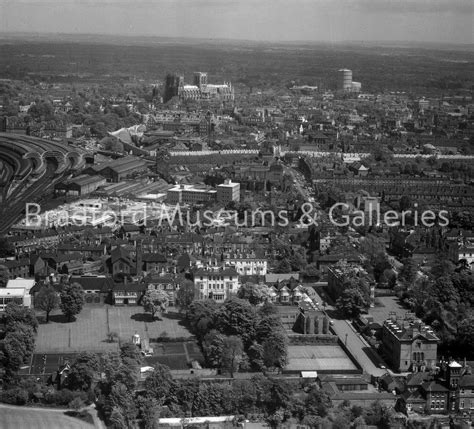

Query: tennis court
[286,344,357,372]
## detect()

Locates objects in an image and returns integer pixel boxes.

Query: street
[311,287,387,378]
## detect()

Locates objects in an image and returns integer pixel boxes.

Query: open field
[35,305,193,353]
[0,404,95,429]
[286,344,357,372]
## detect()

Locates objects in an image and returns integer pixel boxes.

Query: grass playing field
[0,405,95,429]
[35,305,193,353]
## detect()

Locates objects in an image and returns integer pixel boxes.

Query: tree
[107,331,119,343]
[336,288,367,318]
[188,300,219,343]
[364,400,394,429]
[399,257,418,285]
[360,234,386,267]
[220,336,244,378]
[120,342,143,366]
[142,289,169,320]
[274,258,292,273]
[175,280,195,317]
[101,136,124,153]
[2,323,35,373]
[137,396,161,429]
[431,257,455,278]
[399,195,412,211]
[0,264,8,288]
[4,303,38,332]
[35,285,59,323]
[107,383,137,428]
[66,352,100,391]
[202,330,225,368]
[305,385,332,417]
[144,364,175,404]
[0,237,14,258]
[60,282,85,322]
[255,313,283,343]
[216,298,257,346]
[456,316,474,355]
[237,282,273,305]
[262,330,288,371]
[300,263,321,281]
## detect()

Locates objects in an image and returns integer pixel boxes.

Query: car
[329,320,334,326]
[379,364,386,369]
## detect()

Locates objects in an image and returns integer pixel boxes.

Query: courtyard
[369,296,407,325]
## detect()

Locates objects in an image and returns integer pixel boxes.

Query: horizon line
[0,31,473,48]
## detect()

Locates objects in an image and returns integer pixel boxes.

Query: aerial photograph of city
[0,0,472,428]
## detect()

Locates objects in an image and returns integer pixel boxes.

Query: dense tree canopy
[142,289,169,319]
[60,282,85,322]
[35,285,60,323]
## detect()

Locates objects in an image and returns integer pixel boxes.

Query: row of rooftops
[383,312,439,342]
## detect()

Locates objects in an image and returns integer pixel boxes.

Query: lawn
[0,405,95,429]
[35,305,193,353]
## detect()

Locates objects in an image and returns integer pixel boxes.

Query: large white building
[217,179,240,204]
[193,267,239,301]
[0,278,35,311]
[167,184,217,204]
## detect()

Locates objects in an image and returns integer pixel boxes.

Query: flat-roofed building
[0,287,31,311]
[158,416,236,429]
[166,184,217,204]
[217,179,240,204]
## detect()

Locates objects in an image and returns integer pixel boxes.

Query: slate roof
[111,247,132,264]
[142,253,167,263]
[459,375,474,388]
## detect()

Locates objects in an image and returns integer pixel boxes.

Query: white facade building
[194,267,239,301]
[0,278,35,311]
[217,179,240,204]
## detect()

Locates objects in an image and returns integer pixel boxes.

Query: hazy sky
[0,0,472,44]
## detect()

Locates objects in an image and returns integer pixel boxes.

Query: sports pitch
[0,405,94,429]
[286,344,357,372]
[35,306,193,353]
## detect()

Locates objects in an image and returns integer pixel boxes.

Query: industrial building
[167,184,217,204]
[84,157,149,183]
[55,175,107,197]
